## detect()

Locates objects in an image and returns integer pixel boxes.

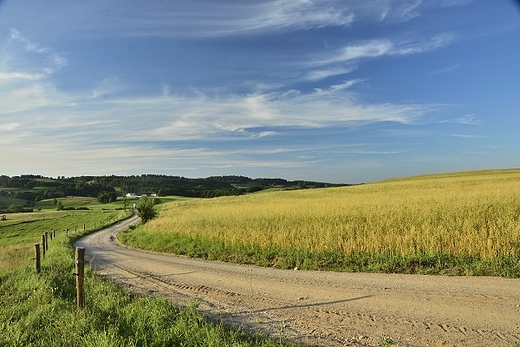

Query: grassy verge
[119,227,520,277]
[0,229,297,346]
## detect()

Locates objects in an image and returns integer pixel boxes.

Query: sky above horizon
[1,1,519,183]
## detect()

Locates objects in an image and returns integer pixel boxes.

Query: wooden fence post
[41,234,46,258]
[44,232,49,250]
[75,247,85,309]
[34,244,41,274]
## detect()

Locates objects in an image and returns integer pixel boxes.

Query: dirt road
[74,215,520,347]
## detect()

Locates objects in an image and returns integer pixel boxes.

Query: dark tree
[136,196,157,224]
[56,201,64,211]
[97,191,117,203]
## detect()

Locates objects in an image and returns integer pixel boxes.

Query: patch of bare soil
[74,216,520,347]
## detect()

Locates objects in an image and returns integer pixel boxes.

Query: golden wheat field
[144,169,520,260]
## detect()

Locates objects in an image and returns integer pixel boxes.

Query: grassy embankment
[120,169,520,277]
[0,198,294,347]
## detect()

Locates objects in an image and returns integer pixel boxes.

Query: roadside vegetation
[120,169,520,277]
[0,198,296,347]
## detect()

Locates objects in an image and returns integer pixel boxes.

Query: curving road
[74,214,520,347]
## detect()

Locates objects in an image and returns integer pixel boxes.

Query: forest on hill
[0,174,349,211]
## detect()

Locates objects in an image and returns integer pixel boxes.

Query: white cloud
[117,0,355,37]
[162,83,170,97]
[452,134,488,139]
[0,122,21,131]
[239,0,355,32]
[395,33,457,55]
[0,71,46,82]
[0,29,72,117]
[90,76,122,99]
[9,29,67,70]
[0,70,431,152]
[305,65,358,81]
[379,0,423,22]
[351,0,474,24]
[424,0,474,7]
[321,40,393,65]
[440,115,481,125]
[425,64,461,76]
[329,79,365,91]
[310,34,456,67]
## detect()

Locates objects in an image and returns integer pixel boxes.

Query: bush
[136,196,157,224]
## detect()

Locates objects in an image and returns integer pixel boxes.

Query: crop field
[121,169,520,277]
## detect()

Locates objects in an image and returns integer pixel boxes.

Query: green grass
[0,204,131,274]
[0,210,130,247]
[0,196,28,208]
[35,196,123,211]
[0,201,297,347]
[0,236,296,347]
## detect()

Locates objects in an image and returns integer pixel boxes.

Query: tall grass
[120,169,520,276]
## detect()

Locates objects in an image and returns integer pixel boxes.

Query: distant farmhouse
[125,193,157,198]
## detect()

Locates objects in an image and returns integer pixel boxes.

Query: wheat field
[143,169,520,262]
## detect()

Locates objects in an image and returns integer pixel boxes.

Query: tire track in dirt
[74,216,520,347]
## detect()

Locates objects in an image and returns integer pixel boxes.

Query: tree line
[0,174,350,209]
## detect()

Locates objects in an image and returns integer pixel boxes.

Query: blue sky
[1,0,519,183]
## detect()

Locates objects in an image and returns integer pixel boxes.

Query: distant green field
[0,196,28,207]
[0,194,191,210]
[0,195,192,273]
[0,197,132,274]
[120,168,520,277]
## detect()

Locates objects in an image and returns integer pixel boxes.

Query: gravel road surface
[74,214,520,346]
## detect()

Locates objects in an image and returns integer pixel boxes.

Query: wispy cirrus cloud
[137,84,430,141]
[0,122,21,131]
[304,65,358,81]
[440,115,481,125]
[452,134,489,139]
[425,63,462,76]
[299,34,457,84]
[308,33,457,67]
[0,71,46,82]
[334,0,475,24]
[118,0,355,37]
[0,29,71,115]
[6,0,474,40]
[9,29,67,71]
[237,0,355,32]
[0,70,432,149]
[379,0,422,22]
